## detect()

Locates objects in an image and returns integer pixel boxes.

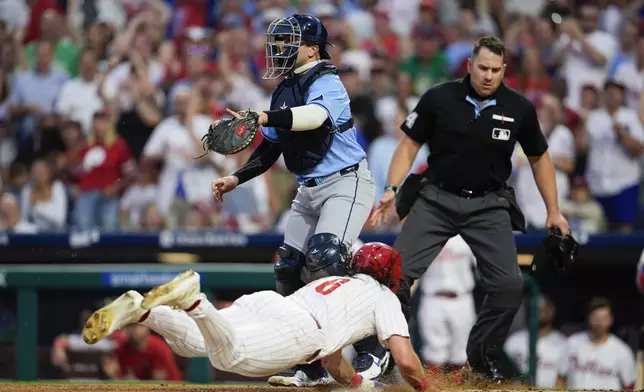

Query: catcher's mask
[264,13,331,79]
[351,242,403,293]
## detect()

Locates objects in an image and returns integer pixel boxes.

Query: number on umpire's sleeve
[405,112,419,129]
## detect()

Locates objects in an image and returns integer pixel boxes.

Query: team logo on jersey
[280,102,288,109]
[492,128,511,141]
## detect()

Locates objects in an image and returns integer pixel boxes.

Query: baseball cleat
[353,350,391,381]
[82,290,145,345]
[268,369,335,387]
[141,269,201,310]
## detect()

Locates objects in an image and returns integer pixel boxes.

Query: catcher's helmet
[351,242,404,293]
[301,233,351,283]
[264,13,331,79]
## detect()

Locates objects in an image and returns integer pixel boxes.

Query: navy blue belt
[303,163,360,187]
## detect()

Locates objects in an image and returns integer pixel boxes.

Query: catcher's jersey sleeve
[306,74,351,128]
[374,289,410,347]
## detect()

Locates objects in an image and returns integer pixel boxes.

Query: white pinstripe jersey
[287,274,410,358]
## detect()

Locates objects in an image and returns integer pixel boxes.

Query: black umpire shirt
[402,74,548,194]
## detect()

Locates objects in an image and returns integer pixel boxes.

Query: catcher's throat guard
[197,110,260,157]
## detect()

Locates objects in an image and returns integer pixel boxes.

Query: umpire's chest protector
[271,62,338,175]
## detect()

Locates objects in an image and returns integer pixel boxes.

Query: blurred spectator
[556,297,635,391]
[14,112,66,167]
[20,157,67,231]
[4,163,30,199]
[102,324,181,381]
[181,206,211,231]
[166,50,208,114]
[85,21,116,72]
[102,19,165,158]
[0,121,17,185]
[24,9,80,77]
[74,108,135,231]
[9,40,67,141]
[607,18,639,79]
[582,81,644,233]
[0,191,37,233]
[367,101,428,204]
[558,2,617,111]
[220,143,275,234]
[513,95,575,229]
[142,86,228,228]
[361,10,400,60]
[560,177,606,235]
[533,16,561,77]
[399,24,450,97]
[338,64,382,148]
[578,84,600,124]
[441,15,475,75]
[505,47,551,104]
[56,48,104,135]
[56,120,86,187]
[0,70,10,123]
[139,203,166,231]
[120,161,159,230]
[505,296,566,388]
[614,38,644,112]
[23,0,64,44]
[0,1,29,37]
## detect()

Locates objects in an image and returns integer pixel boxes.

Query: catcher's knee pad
[274,244,305,296]
[301,233,350,283]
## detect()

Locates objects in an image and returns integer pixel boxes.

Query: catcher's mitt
[530,227,580,279]
[199,110,260,156]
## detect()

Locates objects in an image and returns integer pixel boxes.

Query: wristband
[264,108,293,129]
[349,373,363,387]
[415,378,429,391]
[384,184,398,193]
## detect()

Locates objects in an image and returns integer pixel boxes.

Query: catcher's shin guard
[274,244,306,296]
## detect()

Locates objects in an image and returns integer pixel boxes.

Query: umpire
[370,36,570,381]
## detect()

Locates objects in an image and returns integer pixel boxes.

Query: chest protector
[270,62,354,175]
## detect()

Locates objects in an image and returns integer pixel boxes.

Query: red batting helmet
[351,242,403,293]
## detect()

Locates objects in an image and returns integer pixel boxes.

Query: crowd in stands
[0,0,643,236]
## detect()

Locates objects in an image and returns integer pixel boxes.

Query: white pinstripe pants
[141,291,325,377]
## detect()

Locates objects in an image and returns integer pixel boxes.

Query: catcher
[82,241,430,391]
[203,13,386,387]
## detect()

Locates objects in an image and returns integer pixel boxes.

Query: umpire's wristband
[384,184,398,193]
[264,108,293,129]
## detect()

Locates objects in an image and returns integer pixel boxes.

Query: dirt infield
[0,385,624,392]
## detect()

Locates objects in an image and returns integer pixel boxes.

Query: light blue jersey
[261,73,366,184]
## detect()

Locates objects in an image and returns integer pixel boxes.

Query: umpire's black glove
[530,227,580,279]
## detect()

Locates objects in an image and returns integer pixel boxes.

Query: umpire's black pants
[395,184,524,372]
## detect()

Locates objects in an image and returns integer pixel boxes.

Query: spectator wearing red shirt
[73,108,135,231]
[102,324,182,381]
[23,0,63,44]
[505,47,551,104]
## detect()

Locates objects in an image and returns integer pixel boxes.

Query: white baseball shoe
[141,269,201,310]
[354,350,391,381]
[82,290,146,345]
[268,369,335,387]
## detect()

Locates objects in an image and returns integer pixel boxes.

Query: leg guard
[274,244,306,296]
